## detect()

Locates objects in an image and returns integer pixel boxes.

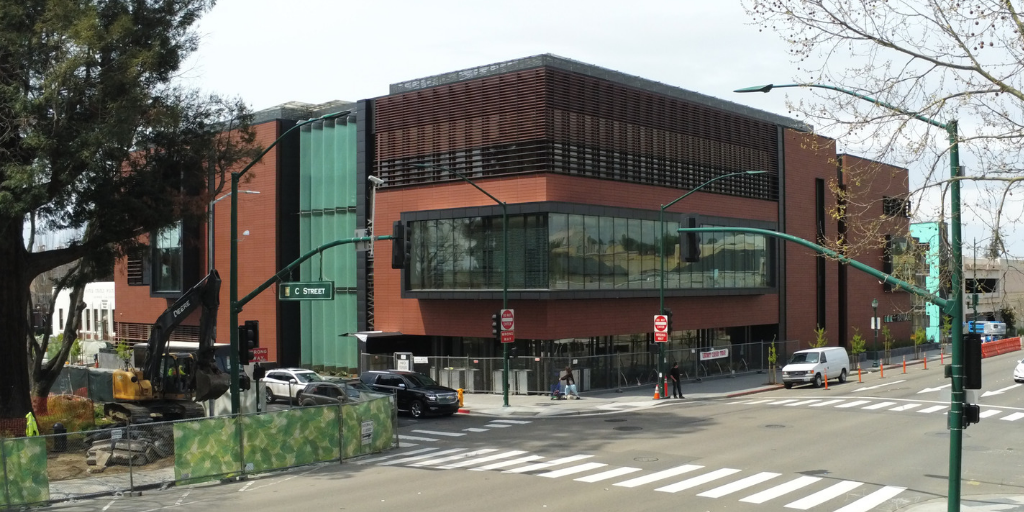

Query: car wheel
[813,374,823,388]
[294,392,302,404]
[265,387,275,404]
[410,400,425,418]
[838,369,847,383]
[784,382,793,389]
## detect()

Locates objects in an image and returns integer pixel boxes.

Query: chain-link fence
[361,339,802,395]
[3,394,397,508]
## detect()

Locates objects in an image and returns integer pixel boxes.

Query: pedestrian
[670,362,684,399]
[560,366,580,399]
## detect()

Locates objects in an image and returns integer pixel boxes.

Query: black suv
[359,370,459,418]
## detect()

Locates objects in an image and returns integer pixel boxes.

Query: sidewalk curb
[725,385,784,398]
[457,408,470,414]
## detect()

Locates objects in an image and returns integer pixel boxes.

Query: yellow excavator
[106,270,232,423]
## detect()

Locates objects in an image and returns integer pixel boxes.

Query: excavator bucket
[194,366,230,402]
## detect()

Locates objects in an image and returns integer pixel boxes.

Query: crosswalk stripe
[728,400,756,404]
[484,424,512,428]
[411,449,498,467]
[784,480,862,509]
[380,448,466,466]
[537,462,608,478]
[980,409,1002,418]
[440,450,526,469]
[833,486,906,512]
[400,442,418,447]
[862,402,897,410]
[574,467,642,483]
[411,430,466,437]
[503,455,593,474]
[919,405,947,413]
[740,476,821,504]
[768,399,799,405]
[697,472,781,498]
[398,435,438,442]
[743,399,775,405]
[614,464,703,488]
[786,400,821,407]
[836,400,870,408]
[463,428,489,432]
[470,455,544,471]
[1000,412,1024,421]
[490,419,531,424]
[809,399,845,407]
[357,447,438,464]
[889,403,922,412]
[654,468,741,493]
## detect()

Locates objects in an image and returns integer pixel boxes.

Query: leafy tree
[912,327,928,359]
[882,325,894,364]
[850,327,867,368]
[1000,307,1016,335]
[810,325,828,348]
[745,0,1024,259]
[1,0,259,430]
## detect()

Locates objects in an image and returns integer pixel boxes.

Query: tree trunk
[29,282,87,415]
[0,220,32,436]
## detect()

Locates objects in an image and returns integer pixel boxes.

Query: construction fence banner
[241,406,340,474]
[342,396,396,459]
[2,436,50,508]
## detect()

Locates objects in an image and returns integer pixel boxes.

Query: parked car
[262,368,325,404]
[1014,358,1024,383]
[298,382,354,407]
[782,347,850,388]
[359,370,459,418]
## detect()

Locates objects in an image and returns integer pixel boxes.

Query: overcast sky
[181,0,1018,255]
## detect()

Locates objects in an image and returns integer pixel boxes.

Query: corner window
[153,223,183,293]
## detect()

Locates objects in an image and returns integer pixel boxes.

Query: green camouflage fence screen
[173,417,240,485]
[2,437,49,507]
[342,396,393,458]
[242,406,340,473]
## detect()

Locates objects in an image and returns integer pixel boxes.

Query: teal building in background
[909,221,947,343]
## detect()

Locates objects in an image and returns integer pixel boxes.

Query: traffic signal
[238,320,259,366]
[963,403,981,427]
[491,311,501,340]
[664,308,673,333]
[964,331,982,390]
[680,215,701,263]
[391,222,408,269]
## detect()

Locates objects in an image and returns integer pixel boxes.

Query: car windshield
[404,373,438,388]
[295,372,324,383]
[789,352,819,364]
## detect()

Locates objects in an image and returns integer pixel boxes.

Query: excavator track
[104,401,207,424]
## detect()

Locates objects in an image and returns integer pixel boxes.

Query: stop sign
[500,309,514,330]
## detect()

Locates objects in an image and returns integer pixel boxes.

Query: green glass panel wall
[299,118,359,372]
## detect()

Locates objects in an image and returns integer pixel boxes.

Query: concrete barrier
[981,337,1021,359]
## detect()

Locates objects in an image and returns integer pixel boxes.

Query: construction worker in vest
[25,411,39,436]
[165,363,178,393]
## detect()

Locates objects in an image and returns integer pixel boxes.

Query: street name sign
[654,314,668,342]
[278,281,335,301]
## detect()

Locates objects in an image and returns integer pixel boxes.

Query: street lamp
[658,170,766,394]
[230,110,351,414]
[737,82,965,510]
[411,163,510,408]
[208,190,260,272]
[871,298,879,367]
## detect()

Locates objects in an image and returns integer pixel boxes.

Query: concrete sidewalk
[457,370,782,417]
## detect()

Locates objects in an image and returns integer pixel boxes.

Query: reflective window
[153,222,183,292]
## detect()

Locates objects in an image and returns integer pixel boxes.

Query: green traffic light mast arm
[663,170,766,211]
[235,110,351,180]
[411,163,506,208]
[678,226,953,313]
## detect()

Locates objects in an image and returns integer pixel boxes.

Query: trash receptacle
[53,422,67,452]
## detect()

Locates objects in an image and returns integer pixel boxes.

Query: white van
[782,347,850,389]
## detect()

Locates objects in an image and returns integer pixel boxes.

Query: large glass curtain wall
[409,214,772,291]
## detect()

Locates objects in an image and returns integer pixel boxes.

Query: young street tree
[744,0,1024,258]
[0,0,258,433]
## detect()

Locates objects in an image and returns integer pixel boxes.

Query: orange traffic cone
[653,382,661,400]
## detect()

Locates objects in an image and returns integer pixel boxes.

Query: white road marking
[836,400,870,408]
[862,401,897,410]
[854,380,906,392]
[919,405,947,414]
[441,450,527,469]
[357,447,437,464]
[574,467,642,482]
[238,481,254,492]
[380,448,466,466]
[698,472,781,498]
[175,491,190,506]
[398,435,438,442]
[411,430,465,437]
[740,476,821,504]
[483,424,512,428]
[411,449,498,467]
[742,399,775,404]
[833,486,907,512]
[1000,412,1024,421]
[655,468,741,493]
[979,409,1002,419]
[503,455,593,473]
[537,462,608,478]
[768,399,799,405]
[470,455,544,471]
[786,400,821,407]
[489,419,531,424]
[918,384,951,394]
[784,480,863,509]
[614,464,703,488]
[400,442,419,447]
[889,403,922,412]
[809,399,845,407]
[982,384,1022,397]
[462,428,489,432]
[102,500,116,511]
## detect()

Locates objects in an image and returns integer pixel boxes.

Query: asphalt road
[50,352,1024,512]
